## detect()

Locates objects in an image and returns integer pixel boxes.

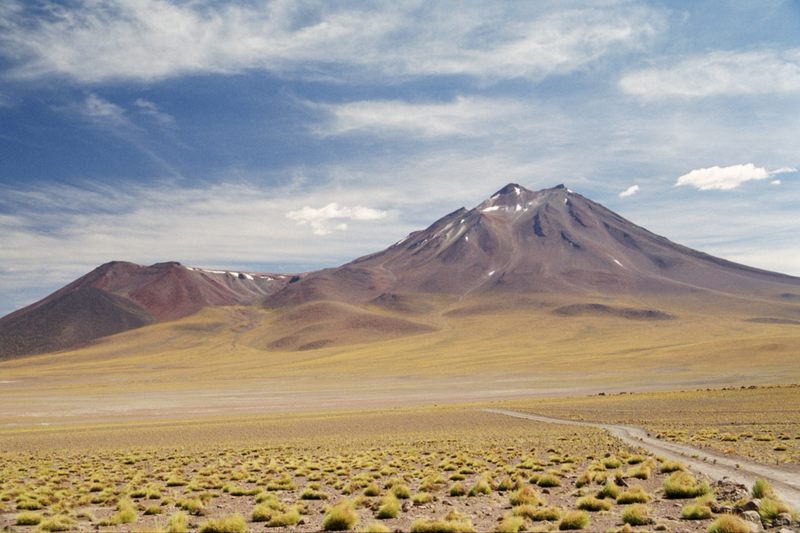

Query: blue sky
[1,0,799,316]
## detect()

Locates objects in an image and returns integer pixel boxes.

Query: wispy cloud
[287,203,388,235]
[0,1,663,83]
[315,97,529,138]
[134,98,175,127]
[620,49,800,98]
[618,184,639,198]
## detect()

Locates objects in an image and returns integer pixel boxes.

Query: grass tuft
[558,510,589,530]
[663,471,710,499]
[15,512,42,526]
[681,503,712,520]
[621,504,652,526]
[707,514,752,533]
[198,514,247,533]
[323,500,359,531]
[576,495,611,512]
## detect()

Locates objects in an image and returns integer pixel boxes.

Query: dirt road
[483,408,800,510]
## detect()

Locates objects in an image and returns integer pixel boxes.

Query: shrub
[176,497,205,515]
[198,514,247,533]
[758,497,790,523]
[663,472,709,499]
[365,522,391,533]
[558,510,589,530]
[252,503,274,522]
[576,496,611,512]
[410,517,476,533]
[659,460,683,473]
[448,481,466,497]
[144,504,162,515]
[15,512,42,525]
[392,484,411,499]
[376,495,400,519]
[496,515,526,533]
[468,477,491,496]
[300,486,329,500]
[621,504,652,526]
[363,483,381,497]
[707,515,752,533]
[166,511,189,533]
[597,481,620,499]
[323,501,359,531]
[37,515,75,532]
[412,492,433,505]
[681,503,712,520]
[602,457,622,469]
[626,464,651,480]
[752,479,775,499]
[266,507,300,528]
[617,487,650,504]
[104,498,137,525]
[537,474,561,487]
[513,505,561,521]
[509,486,540,506]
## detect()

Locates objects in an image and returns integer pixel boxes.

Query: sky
[1,0,799,316]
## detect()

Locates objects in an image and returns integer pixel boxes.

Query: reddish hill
[267,183,800,306]
[0,261,289,359]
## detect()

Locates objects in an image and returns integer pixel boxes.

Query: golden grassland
[503,385,800,467]
[1,290,799,425]
[0,407,784,533]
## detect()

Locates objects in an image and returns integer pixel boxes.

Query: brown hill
[0,261,289,359]
[267,184,800,306]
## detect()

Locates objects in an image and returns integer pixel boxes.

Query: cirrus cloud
[620,49,800,98]
[0,0,664,84]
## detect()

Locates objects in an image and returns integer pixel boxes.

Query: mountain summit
[267,183,799,306]
[1,183,799,359]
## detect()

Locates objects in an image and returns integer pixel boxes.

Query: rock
[711,502,733,514]
[773,513,793,527]
[401,502,410,512]
[740,510,764,531]
[777,529,795,533]
[739,499,760,512]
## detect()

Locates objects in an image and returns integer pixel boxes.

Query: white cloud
[0,1,663,83]
[618,184,639,198]
[80,93,127,126]
[769,167,797,175]
[316,97,529,138]
[287,203,388,235]
[675,163,771,191]
[771,180,782,185]
[620,49,800,98]
[134,98,175,126]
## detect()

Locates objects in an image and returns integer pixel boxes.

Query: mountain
[0,261,290,359]
[2,183,799,360]
[267,183,800,306]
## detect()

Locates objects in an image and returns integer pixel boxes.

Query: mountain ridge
[1,183,799,359]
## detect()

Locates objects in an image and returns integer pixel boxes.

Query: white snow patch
[465,235,469,242]
[460,218,465,224]
[514,186,521,196]
[242,273,254,280]
[613,259,624,268]
[566,188,573,193]
[563,198,568,204]
[487,270,496,276]
[482,205,502,212]
[491,193,500,200]
[515,204,522,211]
